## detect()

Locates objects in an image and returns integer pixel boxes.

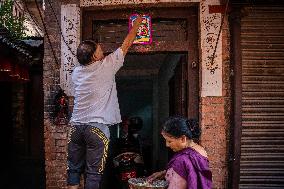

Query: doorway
[0,66,45,189]
[99,52,189,189]
[117,53,188,172]
[82,6,199,188]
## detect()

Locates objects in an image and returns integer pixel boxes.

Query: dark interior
[101,52,187,189]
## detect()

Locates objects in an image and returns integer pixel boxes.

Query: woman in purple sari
[147,116,212,189]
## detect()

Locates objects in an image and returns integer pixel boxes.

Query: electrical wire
[210,0,230,70]
[46,0,76,56]
[21,0,43,36]
[34,0,59,65]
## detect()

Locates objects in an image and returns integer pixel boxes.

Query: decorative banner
[60,4,81,96]
[129,14,152,45]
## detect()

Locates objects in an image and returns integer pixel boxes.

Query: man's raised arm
[121,15,143,56]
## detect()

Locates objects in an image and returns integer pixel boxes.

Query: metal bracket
[191,61,197,68]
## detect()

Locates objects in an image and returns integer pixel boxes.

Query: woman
[147,116,212,189]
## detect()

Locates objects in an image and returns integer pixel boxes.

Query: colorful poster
[129,14,152,45]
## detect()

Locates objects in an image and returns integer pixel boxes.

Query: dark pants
[100,124,120,189]
[67,124,109,189]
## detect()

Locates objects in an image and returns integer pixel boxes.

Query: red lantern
[9,64,21,79]
[0,58,31,82]
[20,66,29,81]
[0,59,12,72]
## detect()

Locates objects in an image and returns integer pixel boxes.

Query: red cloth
[0,59,29,82]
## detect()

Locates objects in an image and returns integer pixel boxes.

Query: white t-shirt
[70,48,124,125]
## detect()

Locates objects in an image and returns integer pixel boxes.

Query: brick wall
[43,1,232,189]
[200,15,231,189]
[43,0,78,188]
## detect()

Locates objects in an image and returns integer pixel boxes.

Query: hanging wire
[46,0,76,56]
[21,0,43,36]
[34,0,59,65]
[210,0,230,67]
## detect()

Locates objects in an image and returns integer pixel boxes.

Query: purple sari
[166,147,212,189]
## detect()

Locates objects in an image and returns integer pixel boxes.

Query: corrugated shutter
[240,6,284,189]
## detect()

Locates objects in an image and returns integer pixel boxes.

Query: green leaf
[0,0,27,39]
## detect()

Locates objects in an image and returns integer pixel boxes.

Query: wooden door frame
[229,6,242,189]
[82,6,199,171]
[82,6,199,119]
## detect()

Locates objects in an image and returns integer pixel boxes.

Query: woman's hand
[147,170,166,183]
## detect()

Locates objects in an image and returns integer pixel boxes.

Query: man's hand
[121,14,143,56]
[133,15,143,27]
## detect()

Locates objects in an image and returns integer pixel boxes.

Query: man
[67,15,143,189]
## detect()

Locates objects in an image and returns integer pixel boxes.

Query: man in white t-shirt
[67,15,143,189]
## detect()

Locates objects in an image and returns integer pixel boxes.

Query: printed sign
[129,14,152,45]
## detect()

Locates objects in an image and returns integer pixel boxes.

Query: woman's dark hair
[162,116,200,139]
[76,40,97,65]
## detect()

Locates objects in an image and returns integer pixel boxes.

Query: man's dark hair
[76,40,97,65]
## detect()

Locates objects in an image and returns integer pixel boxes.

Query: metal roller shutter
[240,6,284,189]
